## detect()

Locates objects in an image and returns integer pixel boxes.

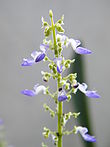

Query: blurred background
[0,0,110,147]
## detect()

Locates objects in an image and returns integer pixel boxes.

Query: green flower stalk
[21,10,100,147]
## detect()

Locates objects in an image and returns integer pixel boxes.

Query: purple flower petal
[57,65,63,73]
[35,53,45,62]
[83,134,96,142]
[21,89,36,96]
[21,58,34,66]
[54,57,63,73]
[85,90,100,98]
[76,126,96,142]
[75,47,92,54]
[58,95,67,101]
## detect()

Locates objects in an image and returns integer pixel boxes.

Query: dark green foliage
[71,53,96,147]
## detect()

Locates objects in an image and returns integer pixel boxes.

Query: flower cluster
[21,10,100,146]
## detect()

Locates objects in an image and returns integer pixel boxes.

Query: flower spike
[76,126,96,142]
[21,10,100,146]
[21,84,46,96]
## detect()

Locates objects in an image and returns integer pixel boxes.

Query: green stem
[51,15,58,57]
[58,96,63,147]
[51,14,63,147]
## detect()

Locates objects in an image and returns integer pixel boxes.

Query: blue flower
[76,126,96,142]
[54,57,63,73]
[21,44,49,66]
[56,34,92,55]
[21,84,46,97]
[78,83,100,98]
[69,39,92,55]
[58,90,67,101]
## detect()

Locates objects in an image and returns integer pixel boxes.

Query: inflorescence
[21,10,100,147]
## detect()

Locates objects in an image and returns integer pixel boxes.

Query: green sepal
[58,47,62,55]
[68,73,77,82]
[42,17,49,28]
[56,15,64,25]
[44,26,52,37]
[42,142,48,147]
[73,112,80,119]
[42,127,50,139]
[43,103,55,118]
[66,95,71,102]
[55,23,65,33]
[73,126,77,134]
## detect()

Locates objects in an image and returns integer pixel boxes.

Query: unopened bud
[49,10,53,18]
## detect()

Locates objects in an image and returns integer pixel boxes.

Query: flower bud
[44,56,49,61]
[49,10,53,18]
[73,112,80,118]
[57,37,60,42]
[48,64,53,70]
[43,22,48,27]
[65,62,70,68]
[65,83,70,90]
[58,47,62,55]
[67,95,71,102]
[53,66,57,74]
[50,112,55,118]
[43,128,50,139]
[55,23,65,33]
[44,27,52,37]
[58,42,62,47]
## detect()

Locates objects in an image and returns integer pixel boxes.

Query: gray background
[0,0,110,147]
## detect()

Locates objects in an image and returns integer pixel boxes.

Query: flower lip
[21,89,36,96]
[21,58,34,66]
[75,47,92,55]
[58,95,67,102]
[35,53,45,62]
[85,90,100,98]
[83,134,96,142]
